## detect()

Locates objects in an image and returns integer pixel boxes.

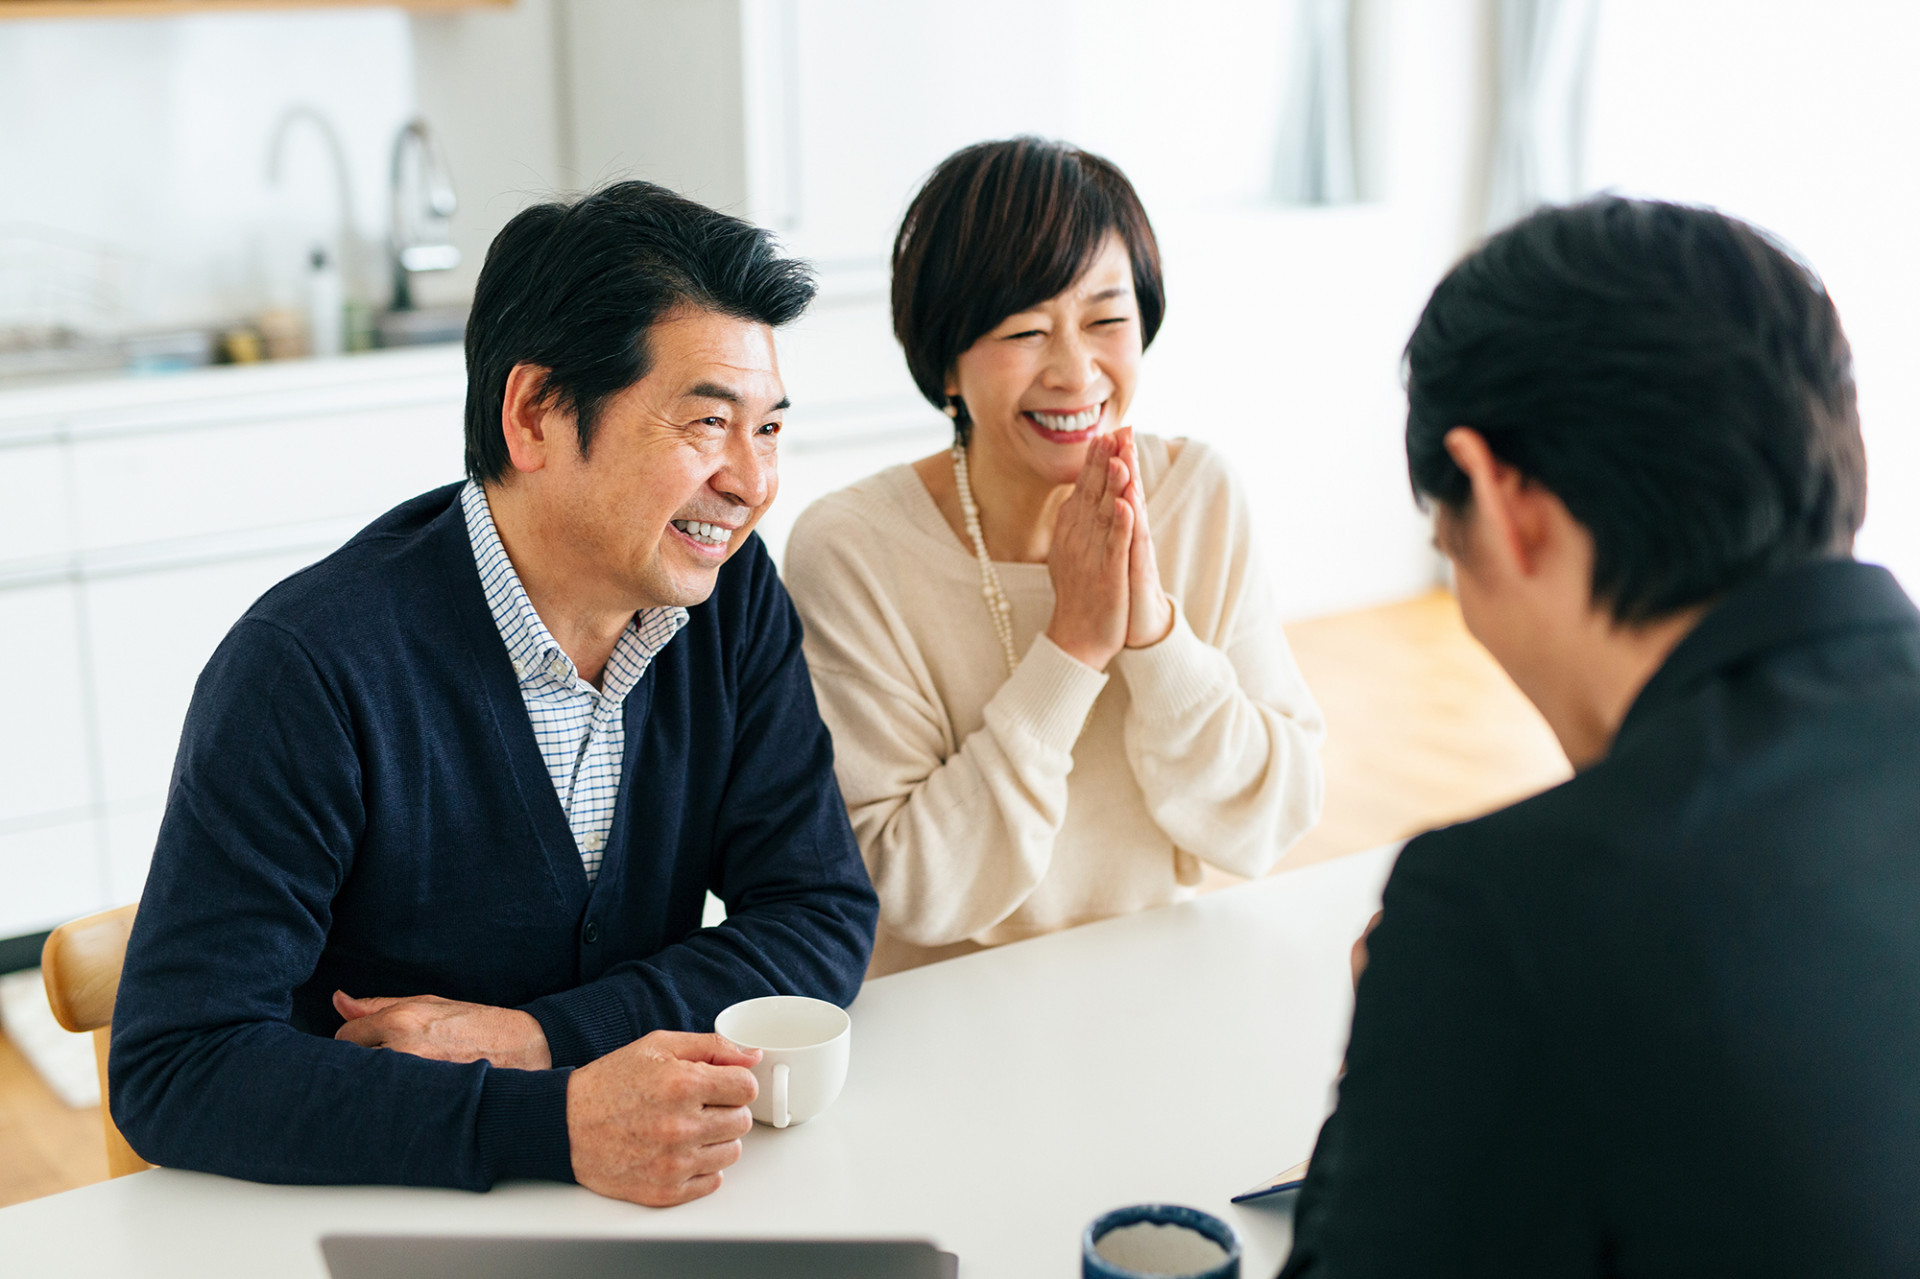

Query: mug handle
[771,1062,790,1129]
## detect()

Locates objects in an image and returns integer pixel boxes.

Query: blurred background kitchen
[3,0,1916,1205]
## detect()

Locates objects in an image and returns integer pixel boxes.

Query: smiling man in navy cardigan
[109,182,879,1208]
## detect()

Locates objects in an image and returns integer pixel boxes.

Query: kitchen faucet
[389,119,459,312]
[266,105,358,357]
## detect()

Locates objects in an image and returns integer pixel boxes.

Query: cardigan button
[582,920,600,944]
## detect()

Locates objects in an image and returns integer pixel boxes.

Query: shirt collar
[1616,557,1918,748]
[460,480,687,704]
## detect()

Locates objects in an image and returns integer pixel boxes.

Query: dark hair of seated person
[891,136,1166,445]
[1405,196,1867,624]
[462,179,817,484]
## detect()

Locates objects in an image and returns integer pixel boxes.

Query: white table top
[0,845,1398,1278]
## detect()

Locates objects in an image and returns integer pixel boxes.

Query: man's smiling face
[533,304,788,611]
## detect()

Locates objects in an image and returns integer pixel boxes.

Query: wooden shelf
[0,0,508,18]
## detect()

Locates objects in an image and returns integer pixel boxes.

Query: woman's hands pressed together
[1043,431,1132,669]
[1117,428,1175,650]
[1043,426,1173,670]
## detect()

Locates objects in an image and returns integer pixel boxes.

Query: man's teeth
[1030,405,1102,433]
[672,520,731,547]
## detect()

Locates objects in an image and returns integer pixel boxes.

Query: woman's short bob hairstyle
[891,137,1165,444]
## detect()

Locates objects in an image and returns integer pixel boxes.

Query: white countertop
[0,845,1399,1278]
[0,347,467,443]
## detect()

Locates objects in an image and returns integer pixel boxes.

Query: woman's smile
[1022,401,1108,444]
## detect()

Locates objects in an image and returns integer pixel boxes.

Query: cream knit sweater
[784,435,1326,974]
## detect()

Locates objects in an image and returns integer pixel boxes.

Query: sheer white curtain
[1273,0,1357,205]
[1483,0,1600,231]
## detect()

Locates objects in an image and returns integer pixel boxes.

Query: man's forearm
[523,886,876,1066]
[112,1016,573,1189]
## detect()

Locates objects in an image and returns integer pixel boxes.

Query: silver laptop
[320,1234,959,1279]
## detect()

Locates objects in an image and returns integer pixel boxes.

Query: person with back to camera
[1278,197,1920,1276]
[782,138,1326,975]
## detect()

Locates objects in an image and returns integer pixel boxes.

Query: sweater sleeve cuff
[987,633,1109,753]
[523,982,633,1069]
[1112,599,1232,724]
[476,1065,575,1185]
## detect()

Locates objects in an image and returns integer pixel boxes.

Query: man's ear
[501,363,563,476]
[1442,426,1551,579]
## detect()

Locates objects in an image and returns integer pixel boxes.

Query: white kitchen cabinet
[0,441,70,570]
[68,376,463,555]
[0,819,102,941]
[104,803,166,910]
[85,550,331,823]
[0,583,93,828]
[759,424,947,564]
[759,294,946,561]
[774,297,920,413]
[0,349,468,939]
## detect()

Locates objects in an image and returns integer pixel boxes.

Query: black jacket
[1281,558,1920,1277]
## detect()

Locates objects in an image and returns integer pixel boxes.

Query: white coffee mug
[713,995,851,1129]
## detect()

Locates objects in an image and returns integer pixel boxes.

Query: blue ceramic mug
[1082,1203,1241,1279]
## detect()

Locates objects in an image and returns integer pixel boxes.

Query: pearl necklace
[951,442,1020,675]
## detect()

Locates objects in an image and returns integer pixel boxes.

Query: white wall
[1061,0,1481,618]
[1582,0,1920,594]
[731,0,1481,618]
[0,11,418,332]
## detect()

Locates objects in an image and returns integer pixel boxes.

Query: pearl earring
[943,401,959,419]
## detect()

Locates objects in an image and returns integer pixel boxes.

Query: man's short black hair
[1406,196,1866,624]
[463,180,817,483]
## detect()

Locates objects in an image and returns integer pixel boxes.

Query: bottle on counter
[344,298,379,353]
[307,246,345,359]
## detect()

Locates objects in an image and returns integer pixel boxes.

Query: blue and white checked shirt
[461,481,688,882]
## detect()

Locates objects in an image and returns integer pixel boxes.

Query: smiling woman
[783,138,1327,974]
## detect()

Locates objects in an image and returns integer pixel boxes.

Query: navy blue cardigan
[110,484,878,1189]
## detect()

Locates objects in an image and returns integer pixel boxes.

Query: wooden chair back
[41,903,151,1177]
